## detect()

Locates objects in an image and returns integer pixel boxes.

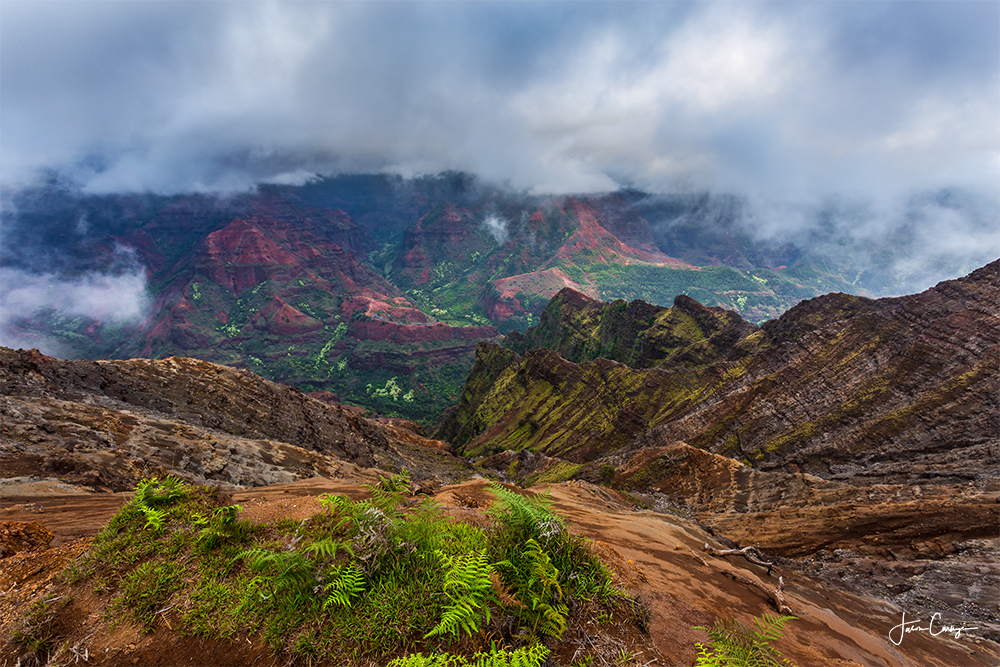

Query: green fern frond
[322,563,366,609]
[135,475,188,508]
[141,506,168,532]
[214,504,242,523]
[387,644,550,667]
[487,483,563,540]
[237,548,313,589]
[305,538,351,562]
[425,549,495,639]
[387,653,454,666]
[693,613,798,667]
[523,538,562,603]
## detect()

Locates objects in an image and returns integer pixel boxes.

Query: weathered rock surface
[0,347,471,491]
[444,260,1000,642]
[448,260,1000,484]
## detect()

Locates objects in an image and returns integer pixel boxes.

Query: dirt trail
[2,477,997,667]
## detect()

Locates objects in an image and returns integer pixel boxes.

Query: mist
[0,265,150,356]
[481,213,510,245]
[1,2,996,202]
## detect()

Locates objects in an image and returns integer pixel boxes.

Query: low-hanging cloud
[0,2,996,201]
[481,213,509,245]
[0,265,150,356]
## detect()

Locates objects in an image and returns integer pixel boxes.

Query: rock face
[506,287,757,370]
[0,347,470,491]
[392,201,495,286]
[448,260,1000,485]
[441,261,1000,640]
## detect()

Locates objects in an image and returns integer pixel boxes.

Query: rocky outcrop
[506,287,757,370]
[591,441,1000,641]
[453,261,1000,485]
[0,347,472,491]
[392,201,495,286]
[446,261,1000,643]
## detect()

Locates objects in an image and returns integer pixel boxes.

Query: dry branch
[719,569,792,615]
[688,548,709,568]
[703,542,777,575]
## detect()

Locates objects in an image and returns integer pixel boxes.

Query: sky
[1,1,998,354]
[1,0,998,199]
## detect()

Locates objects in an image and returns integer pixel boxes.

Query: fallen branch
[688,548,709,568]
[703,543,777,575]
[719,569,792,615]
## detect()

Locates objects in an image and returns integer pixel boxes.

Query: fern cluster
[322,563,365,609]
[519,539,568,639]
[486,482,564,544]
[388,643,550,667]
[134,476,190,532]
[694,613,798,667]
[486,483,613,641]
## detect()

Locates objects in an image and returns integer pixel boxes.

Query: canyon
[1,260,998,665]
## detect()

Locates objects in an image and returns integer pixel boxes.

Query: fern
[387,644,550,667]
[693,613,798,667]
[388,654,453,667]
[363,471,409,513]
[237,547,315,600]
[487,483,564,542]
[322,563,366,609]
[524,539,562,603]
[141,506,169,532]
[477,643,549,667]
[505,538,568,639]
[425,549,495,639]
[132,476,190,532]
[306,537,352,562]
[134,476,188,507]
[196,505,246,549]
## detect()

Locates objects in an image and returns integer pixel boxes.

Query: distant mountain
[3,172,993,420]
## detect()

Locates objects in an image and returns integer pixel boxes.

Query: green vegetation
[583,263,841,324]
[51,474,641,665]
[694,613,797,667]
[387,644,550,666]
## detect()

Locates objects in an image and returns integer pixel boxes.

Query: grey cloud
[0,1,996,203]
[0,262,150,356]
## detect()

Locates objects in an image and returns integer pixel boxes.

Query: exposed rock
[450,260,1000,486]
[450,260,1000,642]
[0,347,473,491]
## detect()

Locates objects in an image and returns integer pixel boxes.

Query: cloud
[481,213,509,245]
[0,1,996,202]
[0,255,150,356]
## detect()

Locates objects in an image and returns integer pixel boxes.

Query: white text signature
[889,611,978,646]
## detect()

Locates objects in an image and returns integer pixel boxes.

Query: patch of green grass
[113,560,183,631]
[10,595,72,665]
[52,474,642,664]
